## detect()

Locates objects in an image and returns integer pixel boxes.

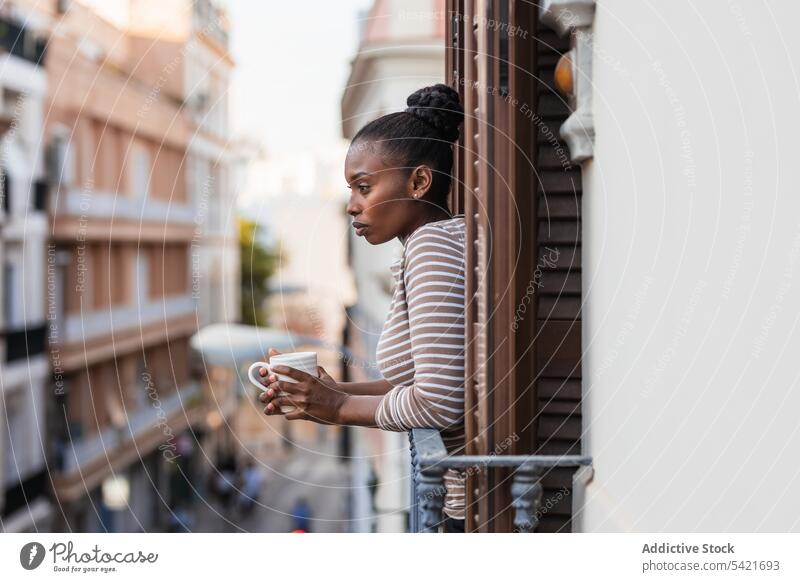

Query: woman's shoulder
[404,215,466,260]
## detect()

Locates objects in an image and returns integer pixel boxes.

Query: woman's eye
[358,183,369,193]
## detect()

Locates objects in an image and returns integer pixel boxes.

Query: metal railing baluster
[408,428,592,533]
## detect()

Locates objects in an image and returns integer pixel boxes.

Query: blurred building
[340,0,445,533]
[125,0,239,328]
[0,0,52,532]
[38,0,238,532]
[124,0,241,496]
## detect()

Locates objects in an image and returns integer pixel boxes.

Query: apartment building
[41,0,236,531]
[123,0,241,500]
[126,0,239,329]
[0,0,52,533]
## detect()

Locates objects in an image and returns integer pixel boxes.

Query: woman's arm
[336,394,384,427]
[338,379,394,396]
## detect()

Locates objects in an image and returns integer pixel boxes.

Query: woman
[257,84,467,532]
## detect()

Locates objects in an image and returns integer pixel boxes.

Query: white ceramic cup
[247,352,318,414]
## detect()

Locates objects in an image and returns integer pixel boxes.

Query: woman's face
[344,141,429,245]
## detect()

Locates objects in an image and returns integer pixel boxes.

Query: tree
[239,218,280,326]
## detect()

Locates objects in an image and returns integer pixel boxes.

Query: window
[3,261,14,325]
[2,251,25,328]
[50,251,70,325]
[136,250,149,305]
[91,244,111,309]
[3,390,27,486]
[133,147,151,199]
[0,167,9,213]
[135,358,150,409]
[64,371,86,439]
[59,136,75,188]
[2,88,23,119]
[109,245,131,306]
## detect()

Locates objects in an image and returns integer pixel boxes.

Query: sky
[226,0,374,211]
[225,2,372,311]
[227,0,372,154]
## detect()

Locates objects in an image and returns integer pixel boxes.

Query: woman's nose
[346,193,361,217]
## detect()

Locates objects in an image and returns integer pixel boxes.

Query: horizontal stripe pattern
[374,216,467,520]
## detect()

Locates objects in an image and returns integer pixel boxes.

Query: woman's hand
[258,363,349,425]
[255,348,283,413]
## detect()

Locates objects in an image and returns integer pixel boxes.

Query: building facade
[124,0,241,498]
[0,0,52,533]
[40,0,237,532]
[125,0,240,329]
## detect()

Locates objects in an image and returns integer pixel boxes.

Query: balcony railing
[408,428,592,533]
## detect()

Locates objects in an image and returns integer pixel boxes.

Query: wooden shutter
[531,15,584,533]
[447,0,583,533]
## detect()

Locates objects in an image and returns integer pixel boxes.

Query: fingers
[284,409,306,421]
[273,380,301,394]
[262,394,290,416]
[255,366,270,387]
[270,396,299,412]
[262,392,280,414]
[258,381,300,414]
[257,373,279,401]
[317,366,334,382]
[270,364,313,382]
[262,401,283,416]
[262,392,305,414]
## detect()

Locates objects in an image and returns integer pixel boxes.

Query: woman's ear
[408,165,433,200]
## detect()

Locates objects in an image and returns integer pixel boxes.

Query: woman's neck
[399,206,452,245]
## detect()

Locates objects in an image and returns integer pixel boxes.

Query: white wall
[344,57,444,154]
[581,0,800,531]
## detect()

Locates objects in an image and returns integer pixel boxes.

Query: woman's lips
[353,222,368,236]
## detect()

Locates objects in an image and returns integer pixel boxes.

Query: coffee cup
[247,351,318,414]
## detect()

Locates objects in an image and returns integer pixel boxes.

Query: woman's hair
[351,84,464,211]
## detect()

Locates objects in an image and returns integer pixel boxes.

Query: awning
[188,323,326,367]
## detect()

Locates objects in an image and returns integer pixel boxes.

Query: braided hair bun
[405,84,464,144]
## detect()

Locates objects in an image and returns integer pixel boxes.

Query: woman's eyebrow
[348,171,372,182]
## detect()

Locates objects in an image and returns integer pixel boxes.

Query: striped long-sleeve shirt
[375,215,467,520]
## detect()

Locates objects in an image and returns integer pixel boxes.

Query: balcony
[62,295,196,345]
[52,382,202,501]
[408,428,592,533]
[54,187,197,224]
[0,15,46,66]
